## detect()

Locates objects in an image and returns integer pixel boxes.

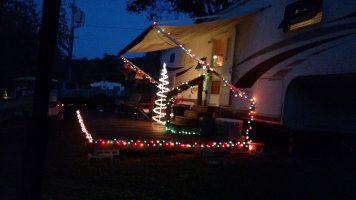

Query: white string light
[153,63,170,125]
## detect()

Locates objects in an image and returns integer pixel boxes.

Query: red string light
[76,109,249,150]
[93,138,244,150]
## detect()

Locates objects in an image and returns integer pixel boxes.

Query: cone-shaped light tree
[152,63,169,125]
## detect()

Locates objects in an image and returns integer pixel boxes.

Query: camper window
[212,38,224,67]
[278,0,323,32]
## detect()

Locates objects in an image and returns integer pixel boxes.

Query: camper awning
[118,2,270,55]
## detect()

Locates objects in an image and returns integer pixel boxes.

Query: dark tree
[0,0,40,87]
[0,0,69,89]
[70,54,125,85]
[52,3,70,80]
[56,5,70,60]
[129,51,161,81]
[126,0,240,21]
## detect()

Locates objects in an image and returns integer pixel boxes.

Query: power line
[83,24,145,30]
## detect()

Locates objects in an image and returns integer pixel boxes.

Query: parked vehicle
[14,76,59,97]
[48,96,64,120]
[0,77,65,119]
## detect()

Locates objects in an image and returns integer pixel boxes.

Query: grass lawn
[1,108,355,200]
[42,110,356,200]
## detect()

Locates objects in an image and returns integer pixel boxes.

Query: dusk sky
[36,0,153,59]
[72,0,149,59]
[34,0,195,59]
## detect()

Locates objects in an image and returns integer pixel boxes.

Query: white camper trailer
[162,0,356,134]
[120,0,356,134]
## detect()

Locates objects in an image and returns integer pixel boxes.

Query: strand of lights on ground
[93,139,245,149]
[76,110,93,143]
[153,23,256,147]
[76,109,251,149]
[121,56,157,84]
[165,124,200,135]
[152,63,169,125]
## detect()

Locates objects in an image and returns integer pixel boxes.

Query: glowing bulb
[152,63,169,125]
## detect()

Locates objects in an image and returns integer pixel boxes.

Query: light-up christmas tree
[153,63,169,125]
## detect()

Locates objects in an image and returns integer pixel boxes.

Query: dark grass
[0,115,27,200]
[42,152,356,200]
[1,108,355,200]
[42,108,356,200]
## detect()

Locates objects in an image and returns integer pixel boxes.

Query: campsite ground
[1,106,355,200]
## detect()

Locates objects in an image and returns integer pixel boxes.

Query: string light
[75,110,248,150]
[76,110,93,143]
[168,74,205,95]
[164,74,206,127]
[93,138,245,150]
[165,125,200,135]
[121,56,157,84]
[153,24,256,147]
[152,63,170,125]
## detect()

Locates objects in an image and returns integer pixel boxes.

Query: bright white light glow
[152,63,170,125]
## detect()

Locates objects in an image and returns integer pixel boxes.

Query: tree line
[0,0,69,91]
[0,0,237,92]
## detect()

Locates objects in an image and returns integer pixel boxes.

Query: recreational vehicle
[120,0,356,134]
